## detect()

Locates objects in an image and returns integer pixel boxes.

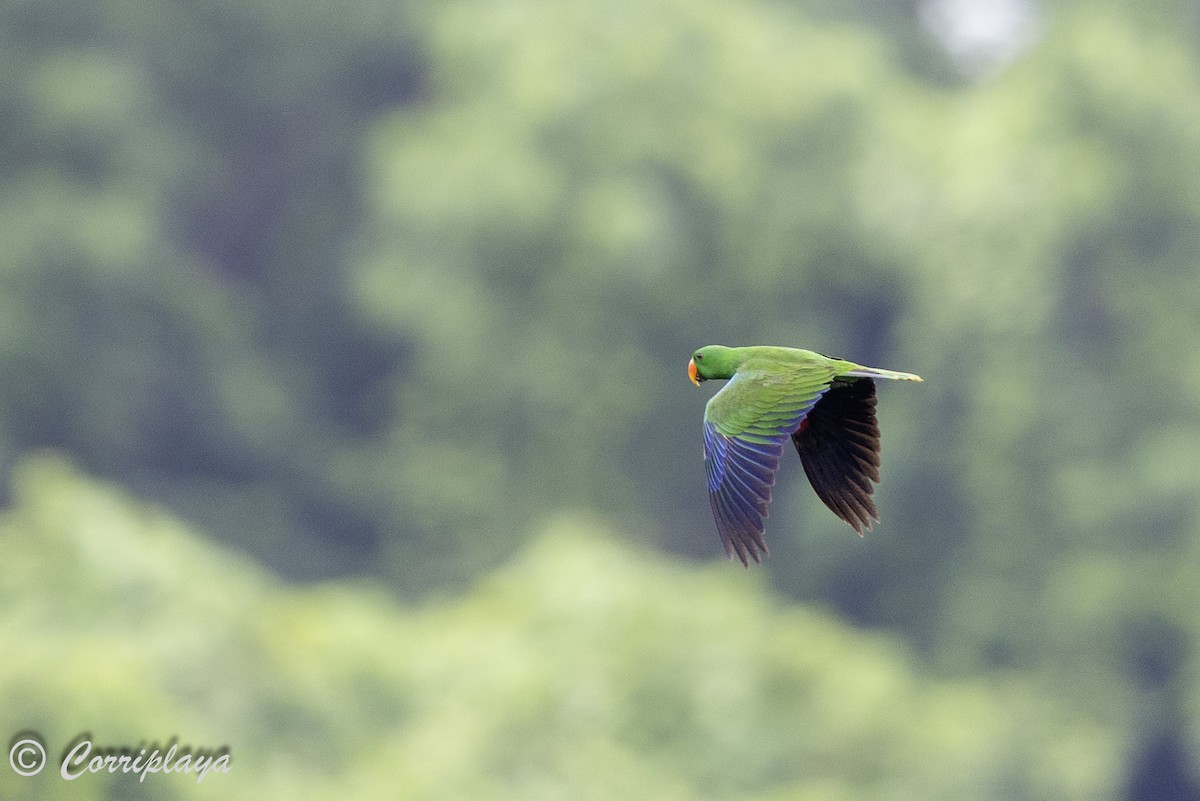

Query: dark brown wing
[791,378,882,534]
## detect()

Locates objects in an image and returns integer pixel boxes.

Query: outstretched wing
[791,378,882,534]
[703,370,832,565]
[703,422,786,565]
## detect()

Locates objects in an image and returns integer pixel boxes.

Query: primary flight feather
[688,345,922,565]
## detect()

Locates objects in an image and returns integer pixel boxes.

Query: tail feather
[842,366,923,382]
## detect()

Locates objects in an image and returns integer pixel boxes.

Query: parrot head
[688,345,738,385]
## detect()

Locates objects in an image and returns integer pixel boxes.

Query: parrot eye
[694,352,703,361]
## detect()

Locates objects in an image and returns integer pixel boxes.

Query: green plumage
[689,345,922,565]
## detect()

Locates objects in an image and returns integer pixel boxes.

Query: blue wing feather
[704,426,780,564]
[702,379,829,564]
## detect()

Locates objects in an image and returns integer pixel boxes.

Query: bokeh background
[2,0,1200,798]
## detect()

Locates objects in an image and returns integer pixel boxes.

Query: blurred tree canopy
[3,0,1200,796]
[0,457,1128,800]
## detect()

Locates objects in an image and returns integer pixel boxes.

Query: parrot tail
[843,366,924,382]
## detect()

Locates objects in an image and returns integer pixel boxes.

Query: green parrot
[687,345,922,565]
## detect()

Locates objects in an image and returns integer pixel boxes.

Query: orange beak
[687,358,701,386]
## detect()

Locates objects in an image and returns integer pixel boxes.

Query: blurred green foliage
[0,457,1126,799]
[3,0,1200,796]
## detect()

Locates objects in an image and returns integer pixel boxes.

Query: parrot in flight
[687,345,922,565]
